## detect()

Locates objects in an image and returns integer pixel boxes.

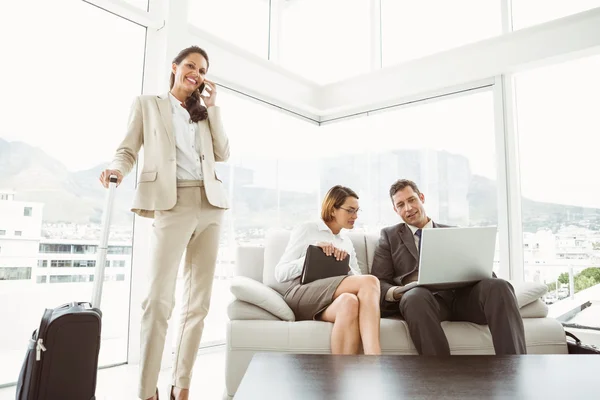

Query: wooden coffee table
[235,353,598,399]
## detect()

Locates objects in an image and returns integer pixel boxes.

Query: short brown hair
[321,185,359,222]
[389,179,421,200]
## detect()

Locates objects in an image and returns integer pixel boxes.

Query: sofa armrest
[519,299,549,318]
[229,276,295,321]
[227,299,282,321]
[509,280,548,308]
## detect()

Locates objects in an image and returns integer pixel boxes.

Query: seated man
[371,179,526,355]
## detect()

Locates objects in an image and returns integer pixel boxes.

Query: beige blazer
[109,93,230,218]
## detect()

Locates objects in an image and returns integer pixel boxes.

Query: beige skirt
[283,275,348,321]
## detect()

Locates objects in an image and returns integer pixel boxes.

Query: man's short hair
[389,179,421,200]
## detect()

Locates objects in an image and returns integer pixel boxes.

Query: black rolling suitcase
[15,175,119,400]
[565,331,600,354]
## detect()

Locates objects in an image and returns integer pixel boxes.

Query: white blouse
[274,220,361,283]
[168,92,203,180]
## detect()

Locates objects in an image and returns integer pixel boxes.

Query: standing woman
[99,46,229,400]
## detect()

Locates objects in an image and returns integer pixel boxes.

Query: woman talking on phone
[99,46,229,400]
[274,185,381,355]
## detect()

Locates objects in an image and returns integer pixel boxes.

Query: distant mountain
[2,138,600,233]
[468,175,600,233]
[0,138,135,224]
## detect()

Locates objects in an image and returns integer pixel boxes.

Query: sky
[0,0,146,172]
[1,0,599,210]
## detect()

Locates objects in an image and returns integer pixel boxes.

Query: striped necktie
[415,228,422,253]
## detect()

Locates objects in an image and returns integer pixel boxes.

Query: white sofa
[224,229,568,399]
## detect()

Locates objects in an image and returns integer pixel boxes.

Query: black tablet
[300,245,350,285]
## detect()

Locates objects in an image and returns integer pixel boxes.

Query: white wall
[85,2,600,122]
[317,7,600,120]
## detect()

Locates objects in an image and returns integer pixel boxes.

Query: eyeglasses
[339,207,361,215]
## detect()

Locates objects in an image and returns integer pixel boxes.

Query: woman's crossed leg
[319,275,381,355]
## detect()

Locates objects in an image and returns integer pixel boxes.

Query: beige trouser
[138,181,224,399]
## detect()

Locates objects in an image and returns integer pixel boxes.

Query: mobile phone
[199,82,207,96]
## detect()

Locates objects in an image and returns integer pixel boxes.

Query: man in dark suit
[371,179,526,355]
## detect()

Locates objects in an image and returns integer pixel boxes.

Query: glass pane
[219,91,320,236]
[0,0,144,385]
[515,54,600,331]
[166,90,497,347]
[170,91,320,347]
[320,91,500,270]
[278,158,320,231]
[188,0,270,59]
[277,0,372,84]
[512,0,600,30]
[381,0,502,67]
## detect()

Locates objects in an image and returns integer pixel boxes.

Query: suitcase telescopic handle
[92,174,118,308]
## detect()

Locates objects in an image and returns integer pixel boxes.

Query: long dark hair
[169,46,209,122]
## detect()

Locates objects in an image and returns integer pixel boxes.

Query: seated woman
[274,185,381,355]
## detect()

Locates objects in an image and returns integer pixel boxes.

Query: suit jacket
[371,221,452,314]
[109,94,230,218]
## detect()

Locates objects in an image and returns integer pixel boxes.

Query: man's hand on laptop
[315,242,348,261]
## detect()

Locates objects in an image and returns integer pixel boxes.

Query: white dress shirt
[384,219,434,302]
[169,93,203,180]
[274,220,362,283]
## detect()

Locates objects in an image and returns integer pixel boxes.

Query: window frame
[9,0,595,371]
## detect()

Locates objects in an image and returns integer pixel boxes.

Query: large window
[172,88,499,344]
[166,87,497,346]
[381,0,502,67]
[170,90,320,346]
[512,0,600,30]
[319,90,499,252]
[0,0,144,384]
[515,54,600,334]
[188,0,270,59]
[220,92,320,234]
[276,0,372,84]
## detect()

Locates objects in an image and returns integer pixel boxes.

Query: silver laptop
[396,226,497,294]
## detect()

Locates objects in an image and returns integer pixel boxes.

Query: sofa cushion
[383,317,567,354]
[346,232,375,274]
[262,229,293,294]
[346,232,368,274]
[227,300,281,321]
[511,281,548,308]
[364,233,380,273]
[227,317,567,355]
[228,320,333,352]
[230,276,295,321]
[235,245,265,282]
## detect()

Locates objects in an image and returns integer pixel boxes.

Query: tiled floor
[0,346,227,400]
